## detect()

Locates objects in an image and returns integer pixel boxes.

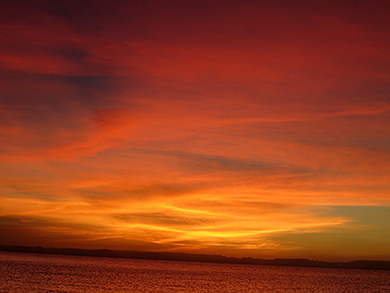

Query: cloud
[129,148,293,173]
[0,0,389,260]
[112,211,215,227]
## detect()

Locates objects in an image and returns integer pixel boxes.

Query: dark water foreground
[1,251,390,292]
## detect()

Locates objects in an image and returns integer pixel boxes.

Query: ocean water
[0,251,389,292]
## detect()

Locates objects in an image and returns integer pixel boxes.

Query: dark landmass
[1,245,389,271]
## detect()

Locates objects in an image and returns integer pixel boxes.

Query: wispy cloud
[1,0,389,261]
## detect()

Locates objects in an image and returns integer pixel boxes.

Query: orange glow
[1,1,390,262]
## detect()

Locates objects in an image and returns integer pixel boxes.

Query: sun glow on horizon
[1,0,390,262]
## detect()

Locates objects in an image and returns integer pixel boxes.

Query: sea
[1,251,389,292]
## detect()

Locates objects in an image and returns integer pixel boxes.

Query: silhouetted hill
[1,245,389,270]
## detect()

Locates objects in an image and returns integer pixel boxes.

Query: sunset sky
[1,0,389,262]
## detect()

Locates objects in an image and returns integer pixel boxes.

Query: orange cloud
[1,0,389,261]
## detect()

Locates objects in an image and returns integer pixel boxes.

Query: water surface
[1,251,389,292]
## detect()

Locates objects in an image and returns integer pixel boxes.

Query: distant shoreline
[1,245,389,271]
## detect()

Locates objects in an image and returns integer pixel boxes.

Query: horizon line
[1,244,389,271]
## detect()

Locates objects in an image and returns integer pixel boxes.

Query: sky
[0,0,389,262]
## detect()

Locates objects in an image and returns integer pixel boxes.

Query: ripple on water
[1,252,389,292]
